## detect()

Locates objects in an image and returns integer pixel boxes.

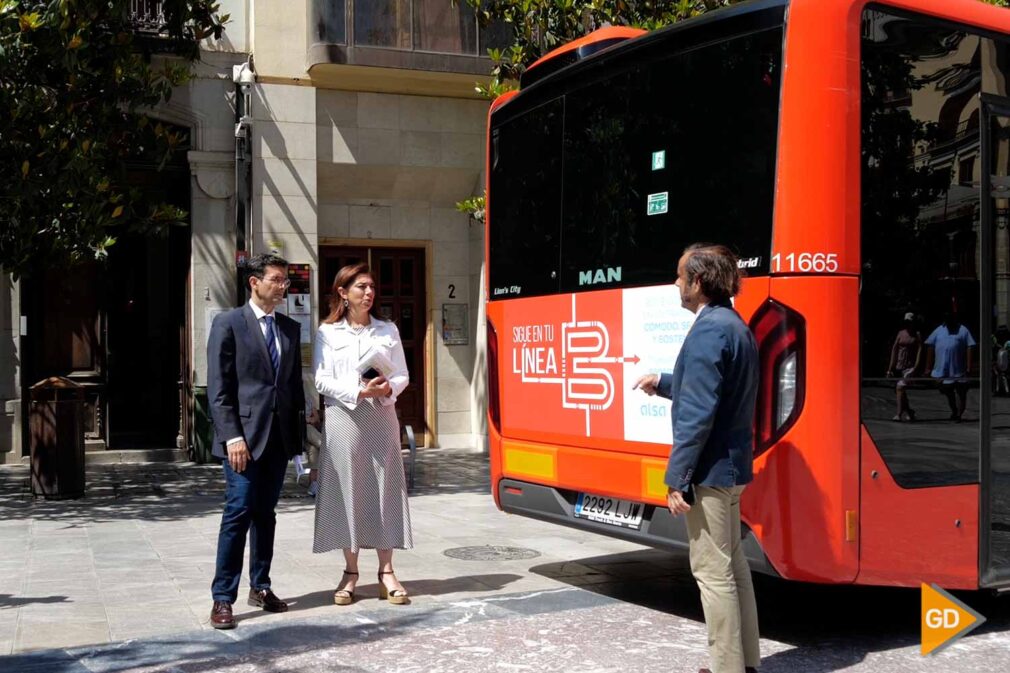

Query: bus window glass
[559,29,781,293]
[861,8,981,487]
[488,98,564,299]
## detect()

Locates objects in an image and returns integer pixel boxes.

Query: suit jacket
[207,303,305,461]
[657,301,759,493]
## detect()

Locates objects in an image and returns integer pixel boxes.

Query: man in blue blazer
[207,254,305,629]
[634,244,760,673]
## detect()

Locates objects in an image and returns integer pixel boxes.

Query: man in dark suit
[634,244,761,673]
[207,254,305,629]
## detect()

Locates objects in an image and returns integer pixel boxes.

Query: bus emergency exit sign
[652,150,666,170]
[647,192,669,216]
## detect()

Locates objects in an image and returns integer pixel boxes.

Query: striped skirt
[312,399,413,553]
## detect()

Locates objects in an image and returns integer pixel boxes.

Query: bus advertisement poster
[503,285,696,445]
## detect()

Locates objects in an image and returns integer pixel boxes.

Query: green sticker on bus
[647,192,669,216]
[652,150,666,171]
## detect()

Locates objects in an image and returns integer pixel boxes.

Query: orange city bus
[484,0,1010,590]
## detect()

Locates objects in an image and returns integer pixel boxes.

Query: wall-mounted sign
[442,303,469,346]
[286,263,312,343]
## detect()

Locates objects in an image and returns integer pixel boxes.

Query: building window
[313,1,511,56]
[413,0,477,53]
[355,0,412,49]
[315,0,346,44]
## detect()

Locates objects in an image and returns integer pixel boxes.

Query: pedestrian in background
[312,263,413,605]
[634,244,761,673]
[206,254,305,629]
[925,312,976,422]
[887,311,922,422]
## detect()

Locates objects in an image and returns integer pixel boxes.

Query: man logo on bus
[579,266,622,286]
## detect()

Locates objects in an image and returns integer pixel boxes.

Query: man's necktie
[263,315,280,377]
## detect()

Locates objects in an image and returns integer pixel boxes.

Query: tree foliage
[466,0,742,98]
[0,0,227,280]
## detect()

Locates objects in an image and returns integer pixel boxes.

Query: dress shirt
[313,318,409,411]
[226,300,284,447]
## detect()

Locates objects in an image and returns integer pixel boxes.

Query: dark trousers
[211,436,288,603]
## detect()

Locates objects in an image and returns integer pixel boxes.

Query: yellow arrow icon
[921,583,986,656]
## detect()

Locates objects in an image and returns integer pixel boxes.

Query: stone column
[188,150,237,387]
[1,275,21,462]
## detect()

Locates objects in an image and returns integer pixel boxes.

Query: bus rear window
[488,27,781,299]
[560,29,781,292]
[488,99,563,299]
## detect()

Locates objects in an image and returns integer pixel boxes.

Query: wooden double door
[320,246,427,439]
[22,216,191,452]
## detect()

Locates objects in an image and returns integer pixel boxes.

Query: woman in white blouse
[311,263,412,605]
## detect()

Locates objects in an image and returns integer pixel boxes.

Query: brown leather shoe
[248,588,288,613]
[210,601,235,629]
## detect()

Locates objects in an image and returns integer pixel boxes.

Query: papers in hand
[356,346,396,380]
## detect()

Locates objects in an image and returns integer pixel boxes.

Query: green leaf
[18,11,40,31]
[0,0,226,278]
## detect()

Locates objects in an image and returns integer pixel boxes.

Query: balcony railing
[129,0,167,35]
[314,0,509,57]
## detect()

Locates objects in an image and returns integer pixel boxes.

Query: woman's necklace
[348,316,370,335]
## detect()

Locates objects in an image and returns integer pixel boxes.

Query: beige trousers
[684,485,761,673]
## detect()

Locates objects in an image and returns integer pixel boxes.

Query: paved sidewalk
[0,449,655,655]
[5,450,1010,672]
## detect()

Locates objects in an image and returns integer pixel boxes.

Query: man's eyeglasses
[261,275,291,288]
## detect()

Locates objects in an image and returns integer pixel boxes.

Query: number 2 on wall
[448,284,456,299]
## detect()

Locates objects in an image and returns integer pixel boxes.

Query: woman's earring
[343,299,349,308]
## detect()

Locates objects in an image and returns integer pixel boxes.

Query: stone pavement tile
[0,609,18,651]
[29,525,89,539]
[0,538,29,555]
[26,561,96,580]
[0,572,26,593]
[95,569,174,589]
[18,602,108,623]
[150,544,217,561]
[15,620,110,653]
[0,546,27,558]
[20,577,100,599]
[102,585,188,608]
[106,607,202,640]
[92,547,162,562]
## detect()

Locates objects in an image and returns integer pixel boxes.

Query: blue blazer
[657,302,759,493]
[207,304,305,461]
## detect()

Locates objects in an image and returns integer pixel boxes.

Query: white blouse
[313,319,410,410]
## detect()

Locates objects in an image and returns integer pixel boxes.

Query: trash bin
[29,377,85,499]
[192,386,215,464]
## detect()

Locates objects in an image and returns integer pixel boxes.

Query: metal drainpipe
[232,60,254,307]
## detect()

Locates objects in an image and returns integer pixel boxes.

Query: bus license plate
[574,493,644,530]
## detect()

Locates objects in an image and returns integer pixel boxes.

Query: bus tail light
[750,300,805,456]
[487,319,501,433]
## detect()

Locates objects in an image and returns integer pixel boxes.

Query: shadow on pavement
[531,547,1010,673]
[0,593,70,609]
[0,448,489,525]
[1,617,436,673]
[283,572,524,611]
